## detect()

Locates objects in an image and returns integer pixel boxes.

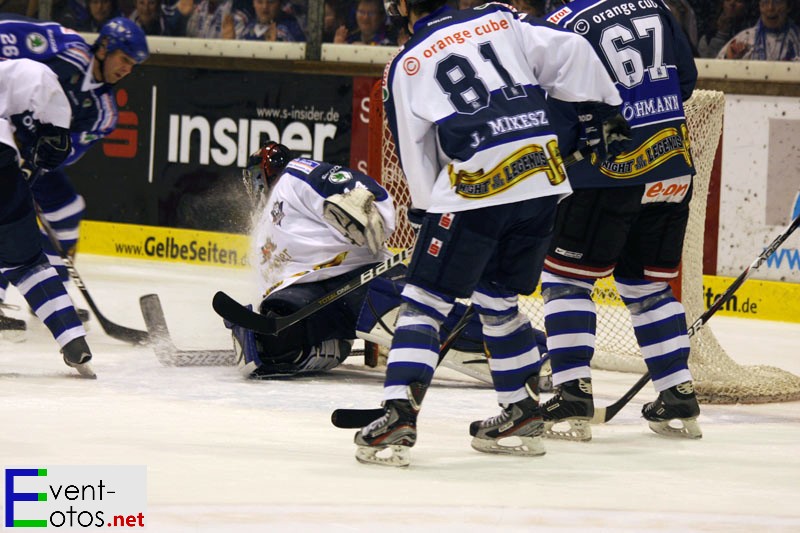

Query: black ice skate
[354,383,426,467]
[469,376,545,457]
[62,336,96,379]
[642,381,702,439]
[542,378,594,442]
[0,305,26,342]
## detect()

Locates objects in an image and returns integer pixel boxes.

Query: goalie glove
[323,187,386,255]
[577,102,633,164]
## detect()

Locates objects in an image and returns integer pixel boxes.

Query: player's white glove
[323,187,385,255]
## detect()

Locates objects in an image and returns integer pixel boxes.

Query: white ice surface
[1,255,799,532]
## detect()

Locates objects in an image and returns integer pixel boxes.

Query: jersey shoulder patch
[547,6,572,25]
[286,158,320,174]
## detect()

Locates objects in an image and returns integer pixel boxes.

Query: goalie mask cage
[367,82,800,404]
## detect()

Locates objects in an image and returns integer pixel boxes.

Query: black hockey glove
[33,123,71,171]
[577,102,633,164]
[407,207,426,235]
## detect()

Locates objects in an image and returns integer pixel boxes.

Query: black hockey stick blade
[213,247,412,336]
[141,294,235,367]
[331,408,384,429]
[593,212,800,424]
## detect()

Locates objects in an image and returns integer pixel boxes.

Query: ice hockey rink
[1,255,799,532]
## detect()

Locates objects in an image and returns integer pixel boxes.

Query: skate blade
[471,435,546,456]
[355,445,411,467]
[64,359,97,379]
[647,417,702,439]
[543,419,592,442]
[1,329,27,343]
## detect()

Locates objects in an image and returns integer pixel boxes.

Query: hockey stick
[140,294,235,366]
[592,212,800,424]
[35,203,149,345]
[330,305,477,428]
[212,247,412,336]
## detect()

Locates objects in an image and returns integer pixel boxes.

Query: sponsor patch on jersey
[573,19,590,34]
[427,238,442,257]
[438,213,454,229]
[403,56,420,76]
[555,247,583,260]
[642,175,691,204]
[329,171,352,184]
[547,6,572,24]
[287,158,319,173]
[271,200,285,226]
[25,32,49,54]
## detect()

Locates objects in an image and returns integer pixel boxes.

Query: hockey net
[368,83,800,404]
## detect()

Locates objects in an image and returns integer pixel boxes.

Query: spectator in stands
[457,0,482,9]
[664,0,700,54]
[25,0,81,27]
[240,0,304,40]
[75,0,122,31]
[718,0,800,60]
[698,0,753,58]
[175,0,249,39]
[335,0,393,45]
[129,0,182,34]
[323,0,348,42]
[511,0,545,17]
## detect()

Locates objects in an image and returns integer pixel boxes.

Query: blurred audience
[74,0,121,31]
[323,0,347,42]
[175,0,249,38]
[335,0,393,45]
[698,0,752,58]
[241,0,304,40]
[718,0,799,60]
[664,0,699,54]
[129,0,183,34]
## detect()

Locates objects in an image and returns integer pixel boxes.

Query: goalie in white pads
[227,141,488,378]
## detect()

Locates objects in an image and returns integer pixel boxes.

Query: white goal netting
[367,84,800,404]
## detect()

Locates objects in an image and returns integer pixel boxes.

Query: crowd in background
[1,0,798,59]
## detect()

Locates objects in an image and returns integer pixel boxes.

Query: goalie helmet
[245,141,291,192]
[95,17,149,64]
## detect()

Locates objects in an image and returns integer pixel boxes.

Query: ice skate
[469,395,545,456]
[642,381,702,439]
[0,305,26,342]
[62,336,96,379]
[354,383,425,467]
[542,378,594,442]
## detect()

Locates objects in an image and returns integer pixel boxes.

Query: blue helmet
[96,17,149,64]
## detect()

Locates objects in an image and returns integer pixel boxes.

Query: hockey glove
[577,102,633,164]
[323,187,386,255]
[33,123,71,171]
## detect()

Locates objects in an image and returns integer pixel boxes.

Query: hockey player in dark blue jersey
[0,16,148,338]
[0,58,96,377]
[540,0,702,441]
[352,0,629,466]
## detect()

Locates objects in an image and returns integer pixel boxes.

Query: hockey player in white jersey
[0,59,95,378]
[352,0,630,466]
[228,141,487,378]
